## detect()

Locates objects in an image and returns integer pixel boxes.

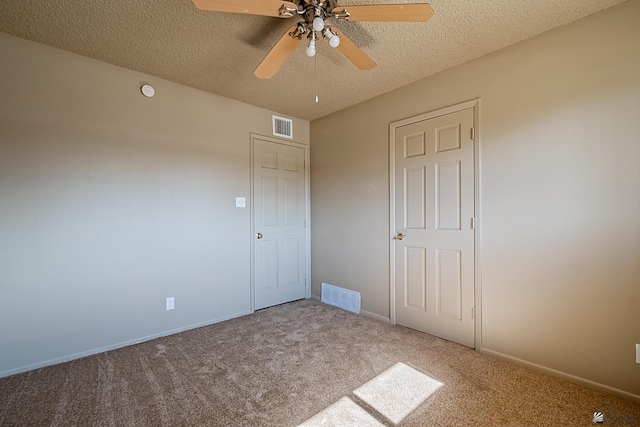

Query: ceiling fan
[192,0,434,79]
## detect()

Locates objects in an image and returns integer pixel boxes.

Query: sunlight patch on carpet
[353,362,443,424]
[297,397,385,427]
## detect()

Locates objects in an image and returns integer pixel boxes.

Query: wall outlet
[636,344,640,364]
[166,297,175,311]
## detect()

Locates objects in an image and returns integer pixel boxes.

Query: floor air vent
[321,282,361,314]
[272,115,293,139]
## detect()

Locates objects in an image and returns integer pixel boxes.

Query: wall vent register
[321,282,361,314]
[272,115,293,139]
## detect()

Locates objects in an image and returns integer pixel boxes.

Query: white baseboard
[480,347,640,404]
[311,294,390,323]
[0,309,253,379]
[360,309,391,323]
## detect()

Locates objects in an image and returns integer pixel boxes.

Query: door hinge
[470,128,475,140]
[471,217,475,229]
[471,306,476,320]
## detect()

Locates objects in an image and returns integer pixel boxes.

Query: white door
[253,138,307,310]
[393,107,475,347]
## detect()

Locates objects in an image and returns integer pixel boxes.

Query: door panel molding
[389,99,481,349]
[250,134,310,311]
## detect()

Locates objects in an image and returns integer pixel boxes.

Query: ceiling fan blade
[254,26,301,79]
[333,29,376,70]
[192,0,298,18]
[332,3,434,22]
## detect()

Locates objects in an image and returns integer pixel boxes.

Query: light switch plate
[236,197,246,208]
[636,344,640,364]
[166,297,174,311]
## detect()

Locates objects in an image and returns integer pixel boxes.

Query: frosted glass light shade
[313,16,325,32]
[306,39,316,57]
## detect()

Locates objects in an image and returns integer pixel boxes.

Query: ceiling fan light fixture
[313,16,325,31]
[305,38,317,57]
[329,34,340,47]
[323,28,340,48]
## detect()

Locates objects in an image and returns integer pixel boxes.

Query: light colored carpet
[0,299,638,426]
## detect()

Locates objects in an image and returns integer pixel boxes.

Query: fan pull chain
[314,52,319,103]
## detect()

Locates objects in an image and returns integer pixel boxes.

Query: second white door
[253,137,307,310]
[393,106,475,347]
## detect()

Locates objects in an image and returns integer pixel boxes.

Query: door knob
[256,233,263,239]
[394,233,405,240]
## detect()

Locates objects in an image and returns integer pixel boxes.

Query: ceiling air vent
[272,115,293,139]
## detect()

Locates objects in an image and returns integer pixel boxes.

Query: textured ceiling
[0,0,627,120]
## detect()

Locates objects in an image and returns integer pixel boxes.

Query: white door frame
[389,99,482,349]
[250,133,311,311]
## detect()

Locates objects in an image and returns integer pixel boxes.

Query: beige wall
[0,32,309,376]
[311,1,640,399]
